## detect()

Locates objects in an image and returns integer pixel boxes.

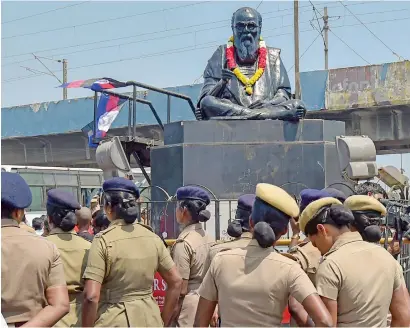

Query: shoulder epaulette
[138,223,153,232]
[281,253,298,261]
[94,225,116,238]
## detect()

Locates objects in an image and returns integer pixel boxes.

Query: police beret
[47,189,81,210]
[176,186,210,205]
[103,177,140,198]
[237,194,255,212]
[344,195,386,216]
[255,183,299,218]
[299,189,332,212]
[322,188,347,203]
[299,197,342,234]
[1,172,32,209]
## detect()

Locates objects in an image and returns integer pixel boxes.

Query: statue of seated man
[197,7,306,121]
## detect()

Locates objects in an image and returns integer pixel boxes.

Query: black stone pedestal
[150,119,348,239]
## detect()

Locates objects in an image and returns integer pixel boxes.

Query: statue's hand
[221,69,236,81]
[282,99,307,120]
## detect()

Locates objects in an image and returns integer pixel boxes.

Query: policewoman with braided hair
[45,189,91,327]
[194,183,333,327]
[170,186,215,327]
[299,197,410,327]
[82,178,182,327]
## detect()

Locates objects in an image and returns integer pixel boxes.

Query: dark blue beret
[299,189,331,212]
[47,189,81,210]
[322,188,347,203]
[103,177,140,198]
[237,194,255,212]
[176,186,210,205]
[1,172,32,209]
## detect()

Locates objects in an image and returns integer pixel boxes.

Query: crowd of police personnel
[1,171,410,327]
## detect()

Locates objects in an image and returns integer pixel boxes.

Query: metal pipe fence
[135,198,410,292]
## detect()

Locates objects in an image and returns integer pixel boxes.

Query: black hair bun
[254,221,275,248]
[122,206,139,224]
[363,225,382,243]
[60,211,77,232]
[227,221,242,238]
[198,210,211,222]
[330,205,355,226]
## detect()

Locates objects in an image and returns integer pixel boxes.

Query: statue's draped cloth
[197,45,292,115]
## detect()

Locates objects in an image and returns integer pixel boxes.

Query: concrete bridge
[2,60,409,167]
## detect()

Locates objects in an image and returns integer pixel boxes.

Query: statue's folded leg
[200,95,253,118]
[200,95,306,121]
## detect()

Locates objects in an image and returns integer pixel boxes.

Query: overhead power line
[338,1,405,60]
[1,1,90,24]
[1,2,211,40]
[289,32,322,72]
[329,28,370,64]
[1,0,372,46]
[2,3,396,68]
[4,15,407,84]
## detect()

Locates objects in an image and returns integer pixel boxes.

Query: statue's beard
[235,35,259,64]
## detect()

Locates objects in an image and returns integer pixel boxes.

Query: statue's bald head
[76,207,92,228]
[231,7,262,28]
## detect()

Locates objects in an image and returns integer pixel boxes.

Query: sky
[1,0,410,175]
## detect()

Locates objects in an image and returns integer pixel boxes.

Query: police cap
[103,177,140,198]
[47,189,81,211]
[344,195,386,216]
[176,186,210,205]
[255,183,299,218]
[322,187,347,203]
[299,189,332,212]
[299,197,342,234]
[1,172,32,209]
[237,194,255,212]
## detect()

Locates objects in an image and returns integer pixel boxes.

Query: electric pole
[62,59,68,100]
[323,7,329,70]
[294,0,300,99]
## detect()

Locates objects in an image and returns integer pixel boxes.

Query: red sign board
[153,272,167,312]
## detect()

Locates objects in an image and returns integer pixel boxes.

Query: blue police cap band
[102,177,140,198]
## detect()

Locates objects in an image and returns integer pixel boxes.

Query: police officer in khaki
[45,189,91,327]
[287,189,335,326]
[1,172,69,327]
[208,194,255,262]
[82,177,182,327]
[207,194,254,326]
[170,186,215,327]
[299,197,410,327]
[194,183,333,327]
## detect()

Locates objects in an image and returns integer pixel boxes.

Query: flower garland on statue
[226,35,267,95]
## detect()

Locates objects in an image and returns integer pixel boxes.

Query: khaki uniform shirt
[288,239,321,327]
[83,219,174,327]
[171,223,215,327]
[198,239,317,327]
[1,219,67,324]
[46,228,91,327]
[289,240,321,283]
[208,232,252,263]
[315,231,405,327]
[19,222,35,233]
